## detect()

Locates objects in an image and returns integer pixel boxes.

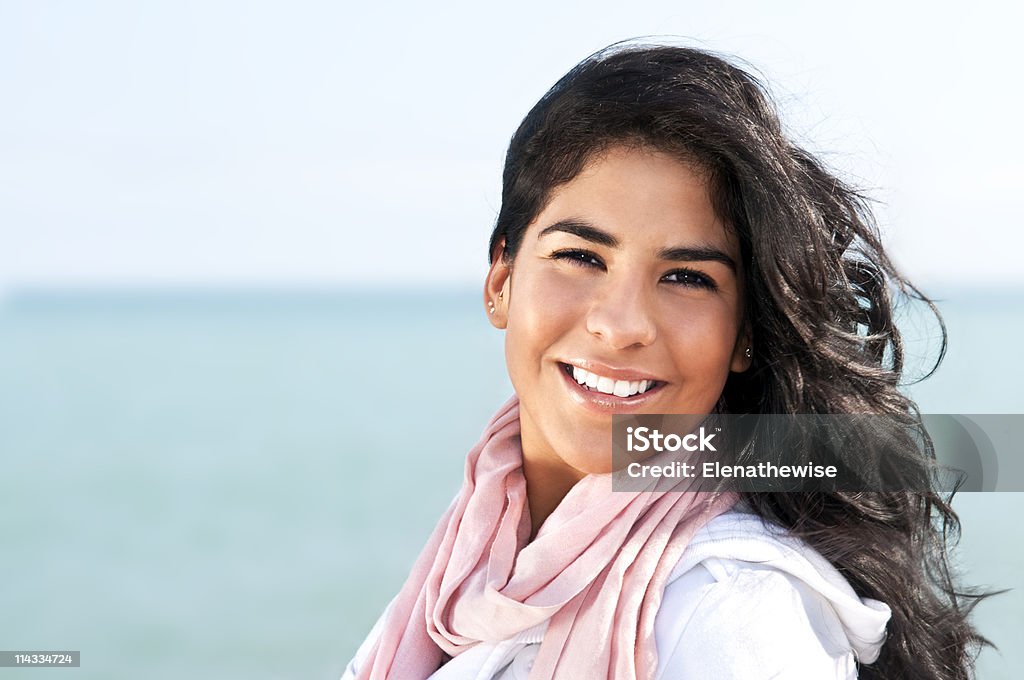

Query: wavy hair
[487,42,993,679]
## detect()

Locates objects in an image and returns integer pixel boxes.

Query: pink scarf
[356,396,736,679]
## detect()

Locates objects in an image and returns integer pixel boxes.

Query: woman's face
[485,145,750,476]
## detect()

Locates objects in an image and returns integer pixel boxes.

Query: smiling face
[485,145,751,478]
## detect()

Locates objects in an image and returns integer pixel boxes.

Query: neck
[521,450,586,541]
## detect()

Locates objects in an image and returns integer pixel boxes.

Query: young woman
[342,43,986,679]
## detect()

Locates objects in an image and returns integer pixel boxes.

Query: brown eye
[663,269,717,291]
[550,249,605,269]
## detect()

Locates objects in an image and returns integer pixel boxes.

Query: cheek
[505,270,577,393]
[520,265,593,315]
[505,268,589,367]
[662,299,741,375]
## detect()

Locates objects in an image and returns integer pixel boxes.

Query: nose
[585,279,658,349]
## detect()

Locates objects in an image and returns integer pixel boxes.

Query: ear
[484,239,512,329]
[730,323,753,373]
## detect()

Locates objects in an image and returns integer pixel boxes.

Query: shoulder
[653,507,891,680]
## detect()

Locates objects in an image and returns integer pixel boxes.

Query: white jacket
[341,508,891,679]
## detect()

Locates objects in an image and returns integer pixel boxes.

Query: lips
[557,361,666,412]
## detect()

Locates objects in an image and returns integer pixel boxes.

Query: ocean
[0,288,1021,679]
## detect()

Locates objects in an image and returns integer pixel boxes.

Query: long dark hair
[487,42,992,679]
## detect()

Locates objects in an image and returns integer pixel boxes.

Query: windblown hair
[487,42,992,679]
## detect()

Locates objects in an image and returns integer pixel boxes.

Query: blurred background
[1,1,1021,678]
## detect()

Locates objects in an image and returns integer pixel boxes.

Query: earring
[744,347,753,359]
[488,300,496,314]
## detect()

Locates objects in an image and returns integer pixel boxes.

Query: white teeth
[567,365,656,397]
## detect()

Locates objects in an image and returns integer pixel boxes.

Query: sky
[2,0,1022,293]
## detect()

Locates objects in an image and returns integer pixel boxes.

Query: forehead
[529,145,737,254]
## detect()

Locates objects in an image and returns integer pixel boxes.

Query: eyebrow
[538,219,619,247]
[538,218,737,272]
